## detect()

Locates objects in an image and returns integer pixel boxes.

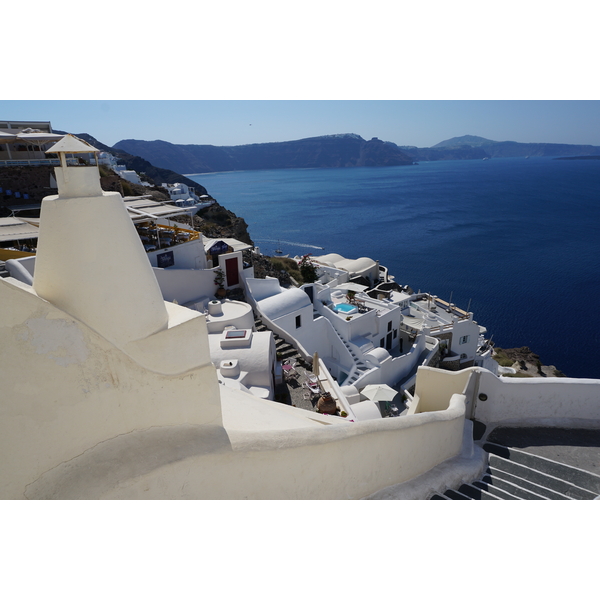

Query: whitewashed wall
[24,388,467,500]
[475,371,600,429]
[153,266,217,305]
[0,278,221,499]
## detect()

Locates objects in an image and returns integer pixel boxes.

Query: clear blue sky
[2,100,600,148]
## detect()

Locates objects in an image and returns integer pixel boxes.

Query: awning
[0,217,40,242]
[0,132,18,143]
[402,316,423,330]
[123,197,193,221]
[204,237,253,252]
[18,132,66,144]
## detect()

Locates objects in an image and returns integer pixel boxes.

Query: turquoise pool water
[335,303,357,314]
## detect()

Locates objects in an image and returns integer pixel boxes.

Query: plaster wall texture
[208,330,275,390]
[474,370,600,428]
[337,308,378,341]
[0,278,222,500]
[5,257,34,284]
[414,366,475,413]
[448,318,479,358]
[257,287,312,322]
[119,170,142,185]
[205,300,254,334]
[33,186,169,347]
[25,390,466,499]
[367,419,488,499]
[153,266,216,305]
[354,333,427,389]
[147,239,207,270]
[245,276,281,302]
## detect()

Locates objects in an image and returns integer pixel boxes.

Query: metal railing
[0,159,60,167]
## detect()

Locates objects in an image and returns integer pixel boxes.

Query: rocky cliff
[113,134,416,174]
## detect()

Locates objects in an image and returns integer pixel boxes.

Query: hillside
[54,131,209,195]
[113,134,416,174]
[114,133,600,172]
[401,135,600,161]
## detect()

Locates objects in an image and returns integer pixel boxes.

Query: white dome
[258,288,312,321]
[364,347,390,366]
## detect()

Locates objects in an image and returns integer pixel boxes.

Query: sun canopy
[46,134,98,154]
[123,197,193,221]
[0,217,40,242]
[204,237,253,252]
[360,384,398,403]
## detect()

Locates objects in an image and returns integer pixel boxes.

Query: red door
[225,257,239,286]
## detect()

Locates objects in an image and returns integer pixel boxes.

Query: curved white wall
[0,278,222,499]
[22,389,467,500]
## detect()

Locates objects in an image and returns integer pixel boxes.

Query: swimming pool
[334,303,358,315]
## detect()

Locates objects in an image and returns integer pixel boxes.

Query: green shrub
[493,349,514,367]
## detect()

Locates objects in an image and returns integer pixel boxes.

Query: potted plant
[214,268,226,298]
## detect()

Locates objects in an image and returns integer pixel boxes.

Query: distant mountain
[113,134,415,174]
[432,135,497,148]
[111,133,600,174]
[400,136,600,161]
[54,131,208,195]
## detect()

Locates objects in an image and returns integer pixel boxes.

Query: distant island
[554,155,600,160]
[113,133,600,174]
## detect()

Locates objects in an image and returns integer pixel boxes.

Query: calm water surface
[189,157,600,379]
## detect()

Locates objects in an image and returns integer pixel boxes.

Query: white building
[2,136,599,500]
[162,182,199,203]
[244,273,437,394]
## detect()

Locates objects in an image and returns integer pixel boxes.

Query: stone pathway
[274,361,319,413]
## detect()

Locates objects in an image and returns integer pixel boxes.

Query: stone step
[486,451,597,500]
[484,442,600,495]
[481,468,550,499]
[484,466,573,500]
[456,483,501,500]
[472,477,523,500]
[442,488,472,500]
[432,437,600,500]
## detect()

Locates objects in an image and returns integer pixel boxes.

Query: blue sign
[209,240,229,255]
[157,251,175,268]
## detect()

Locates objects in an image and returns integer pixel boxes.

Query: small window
[387,321,392,332]
[459,335,470,345]
[393,329,397,339]
[380,338,385,347]
[225,330,246,339]
[295,315,302,329]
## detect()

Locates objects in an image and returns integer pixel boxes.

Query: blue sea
[188,157,600,379]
